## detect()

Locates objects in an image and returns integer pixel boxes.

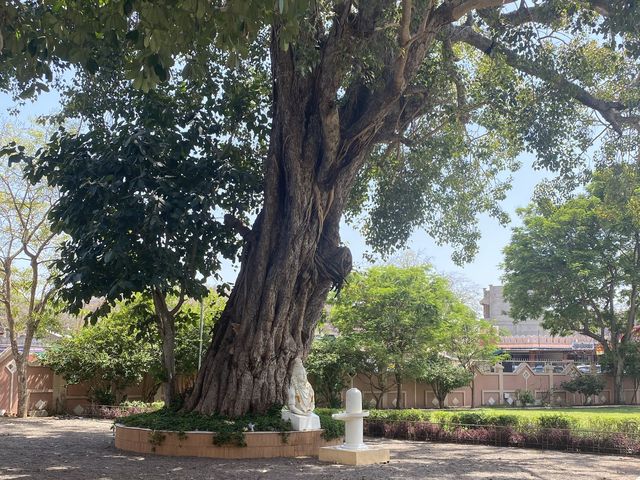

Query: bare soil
[0,417,638,479]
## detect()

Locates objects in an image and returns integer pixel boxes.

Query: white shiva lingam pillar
[318,387,390,465]
[332,388,369,450]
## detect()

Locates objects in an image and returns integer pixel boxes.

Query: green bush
[368,409,432,422]
[561,375,606,405]
[537,414,576,430]
[316,411,345,440]
[515,389,535,406]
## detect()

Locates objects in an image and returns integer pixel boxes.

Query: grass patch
[367,407,640,433]
[118,405,344,446]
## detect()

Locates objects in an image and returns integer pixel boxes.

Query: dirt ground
[0,417,638,480]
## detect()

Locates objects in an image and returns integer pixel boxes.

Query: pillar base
[318,445,390,465]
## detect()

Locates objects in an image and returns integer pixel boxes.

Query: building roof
[499,334,597,351]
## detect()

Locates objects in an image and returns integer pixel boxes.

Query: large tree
[503,164,640,404]
[2,1,640,415]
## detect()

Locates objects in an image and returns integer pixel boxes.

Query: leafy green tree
[561,374,606,406]
[42,306,159,404]
[305,335,355,408]
[414,356,472,409]
[435,307,503,407]
[504,164,640,404]
[42,292,223,404]
[3,1,640,415]
[330,265,447,409]
[15,53,266,408]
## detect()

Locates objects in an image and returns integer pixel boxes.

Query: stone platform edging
[114,423,342,459]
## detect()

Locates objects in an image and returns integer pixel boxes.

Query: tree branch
[445,25,640,134]
[434,0,516,24]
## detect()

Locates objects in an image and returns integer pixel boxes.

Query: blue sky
[1,91,554,303]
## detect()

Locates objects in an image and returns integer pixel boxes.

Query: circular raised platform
[114,424,342,459]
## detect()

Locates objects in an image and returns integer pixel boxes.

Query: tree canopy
[503,164,640,404]
[3,0,640,415]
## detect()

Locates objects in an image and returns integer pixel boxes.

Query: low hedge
[366,408,640,434]
[362,408,640,455]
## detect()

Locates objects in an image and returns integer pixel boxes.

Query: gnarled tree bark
[185,1,640,416]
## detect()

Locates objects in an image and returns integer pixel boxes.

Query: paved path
[0,418,638,479]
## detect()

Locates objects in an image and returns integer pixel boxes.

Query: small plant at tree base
[148,430,166,452]
[561,375,606,405]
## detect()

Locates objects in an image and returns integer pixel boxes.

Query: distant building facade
[480,285,548,336]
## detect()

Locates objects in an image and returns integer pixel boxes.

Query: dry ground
[0,417,638,480]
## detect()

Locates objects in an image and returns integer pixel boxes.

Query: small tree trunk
[613,356,625,405]
[395,373,402,409]
[470,376,476,408]
[438,395,445,409]
[15,357,29,418]
[152,289,177,408]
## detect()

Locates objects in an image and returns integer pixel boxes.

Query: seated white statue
[288,358,315,414]
[281,358,321,430]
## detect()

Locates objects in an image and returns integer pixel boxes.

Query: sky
[1,90,555,305]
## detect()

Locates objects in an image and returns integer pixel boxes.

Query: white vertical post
[332,388,369,450]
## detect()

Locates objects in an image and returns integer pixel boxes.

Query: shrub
[538,414,575,430]
[515,389,535,406]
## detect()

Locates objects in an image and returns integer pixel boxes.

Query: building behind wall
[480,285,548,336]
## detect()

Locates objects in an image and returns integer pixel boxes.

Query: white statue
[287,358,315,414]
[281,357,321,430]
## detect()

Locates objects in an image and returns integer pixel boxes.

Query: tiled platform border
[114,424,343,458]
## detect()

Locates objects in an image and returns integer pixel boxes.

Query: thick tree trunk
[152,289,177,408]
[184,55,358,417]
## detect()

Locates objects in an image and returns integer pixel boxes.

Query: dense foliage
[41,293,222,403]
[4,0,640,416]
[118,405,344,445]
[561,375,606,405]
[329,265,443,408]
[504,164,640,404]
[42,306,159,404]
[305,335,356,408]
[414,356,473,409]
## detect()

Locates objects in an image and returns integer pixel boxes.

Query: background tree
[0,123,59,417]
[435,307,503,407]
[330,265,444,409]
[305,335,355,408]
[18,53,267,407]
[42,292,223,404]
[41,306,158,404]
[3,1,640,415]
[414,355,472,409]
[561,374,606,406]
[503,164,640,404]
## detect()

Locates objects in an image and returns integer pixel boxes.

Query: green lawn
[475,405,640,420]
